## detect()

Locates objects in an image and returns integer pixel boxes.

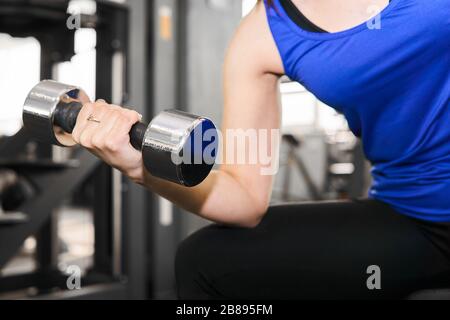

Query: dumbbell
[22,80,218,187]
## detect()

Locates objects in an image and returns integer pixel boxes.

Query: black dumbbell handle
[53,101,147,150]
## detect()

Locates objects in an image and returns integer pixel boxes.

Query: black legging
[175,199,450,300]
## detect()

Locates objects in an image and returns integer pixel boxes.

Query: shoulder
[225,1,285,77]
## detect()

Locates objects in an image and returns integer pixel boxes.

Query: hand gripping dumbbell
[22,80,218,187]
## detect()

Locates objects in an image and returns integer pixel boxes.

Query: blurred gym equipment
[0,0,141,300]
[0,170,30,225]
[280,134,321,201]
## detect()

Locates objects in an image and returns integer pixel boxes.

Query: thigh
[176,199,450,299]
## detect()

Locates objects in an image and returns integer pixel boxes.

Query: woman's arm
[72,2,284,227]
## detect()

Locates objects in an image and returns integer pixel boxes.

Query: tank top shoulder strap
[263,0,308,81]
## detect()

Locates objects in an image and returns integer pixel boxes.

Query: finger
[96,100,121,110]
[72,102,96,144]
[74,101,111,145]
[91,110,122,151]
[92,102,139,121]
[120,108,142,123]
[78,120,100,149]
[80,107,117,148]
[105,114,139,151]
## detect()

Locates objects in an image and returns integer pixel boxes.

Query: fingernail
[96,99,106,103]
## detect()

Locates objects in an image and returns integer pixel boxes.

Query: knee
[175,225,223,299]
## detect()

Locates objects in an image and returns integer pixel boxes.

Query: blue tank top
[264,0,450,221]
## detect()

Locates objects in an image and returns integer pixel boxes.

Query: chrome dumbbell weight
[22,80,218,187]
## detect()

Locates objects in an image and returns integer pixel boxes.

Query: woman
[72,0,450,299]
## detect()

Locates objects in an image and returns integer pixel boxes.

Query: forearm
[138,168,266,228]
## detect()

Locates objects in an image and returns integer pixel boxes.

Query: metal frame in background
[0,0,150,300]
[91,0,150,300]
[122,0,151,300]
[149,0,180,300]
